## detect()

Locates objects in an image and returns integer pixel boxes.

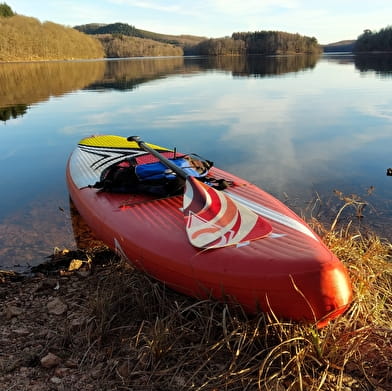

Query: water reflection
[0,61,106,121]
[0,55,320,117]
[323,52,392,77]
[86,57,187,91]
[355,53,392,77]
[86,55,321,92]
[201,54,320,77]
[0,104,28,122]
[322,53,355,65]
[2,54,392,121]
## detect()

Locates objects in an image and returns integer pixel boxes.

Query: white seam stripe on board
[226,192,318,241]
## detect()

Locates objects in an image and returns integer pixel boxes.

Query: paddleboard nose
[314,262,353,328]
[260,256,353,327]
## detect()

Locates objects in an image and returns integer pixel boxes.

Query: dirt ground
[0,249,122,391]
[1,248,391,391]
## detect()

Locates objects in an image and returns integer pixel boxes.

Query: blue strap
[135,158,201,181]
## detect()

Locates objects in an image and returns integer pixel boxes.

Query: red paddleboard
[66,135,352,327]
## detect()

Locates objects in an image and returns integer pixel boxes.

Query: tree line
[354,26,392,52]
[97,34,183,58]
[77,22,322,56]
[188,31,321,55]
[96,30,322,57]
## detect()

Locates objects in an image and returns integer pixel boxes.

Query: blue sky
[8,0,392,44]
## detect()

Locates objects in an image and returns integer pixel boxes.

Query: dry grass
[29,194,389,390]
[73,217,391,390]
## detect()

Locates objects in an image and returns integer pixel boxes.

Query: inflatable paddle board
[66,135,352,327]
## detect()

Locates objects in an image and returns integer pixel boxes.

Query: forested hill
[323,40,356,52]
[74,22,206,48]
[0,9,104,61]
[74,22,204,58]
[76,22,322,56]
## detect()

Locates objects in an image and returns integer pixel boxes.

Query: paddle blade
[183,176,272,249]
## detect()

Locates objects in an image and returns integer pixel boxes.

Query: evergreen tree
[0,2,14,17]
[355,26,392,52]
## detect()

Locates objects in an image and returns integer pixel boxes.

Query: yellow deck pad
[79,134,169,151]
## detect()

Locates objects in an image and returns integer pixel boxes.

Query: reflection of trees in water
[0,104,28,122]
[86,57,187,90]
[87,55,321,91]
[6,54,392,116]
[202,55,320,77]
[354,54,392,77]
[0,61,106,111]
[1,55,324,120]
[323,53,392,77]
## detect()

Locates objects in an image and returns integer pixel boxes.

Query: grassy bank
[1,221,391,390]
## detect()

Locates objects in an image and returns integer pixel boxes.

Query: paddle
[127,136,272,249]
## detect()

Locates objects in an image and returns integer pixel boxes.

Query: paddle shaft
[127,136,187,181]
[127,136,272,249]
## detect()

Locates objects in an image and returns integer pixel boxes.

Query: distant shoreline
[0,52,334,64]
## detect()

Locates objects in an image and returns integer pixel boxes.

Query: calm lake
[0,54,391,272]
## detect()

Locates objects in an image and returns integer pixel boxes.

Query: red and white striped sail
[183,176,272,249]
